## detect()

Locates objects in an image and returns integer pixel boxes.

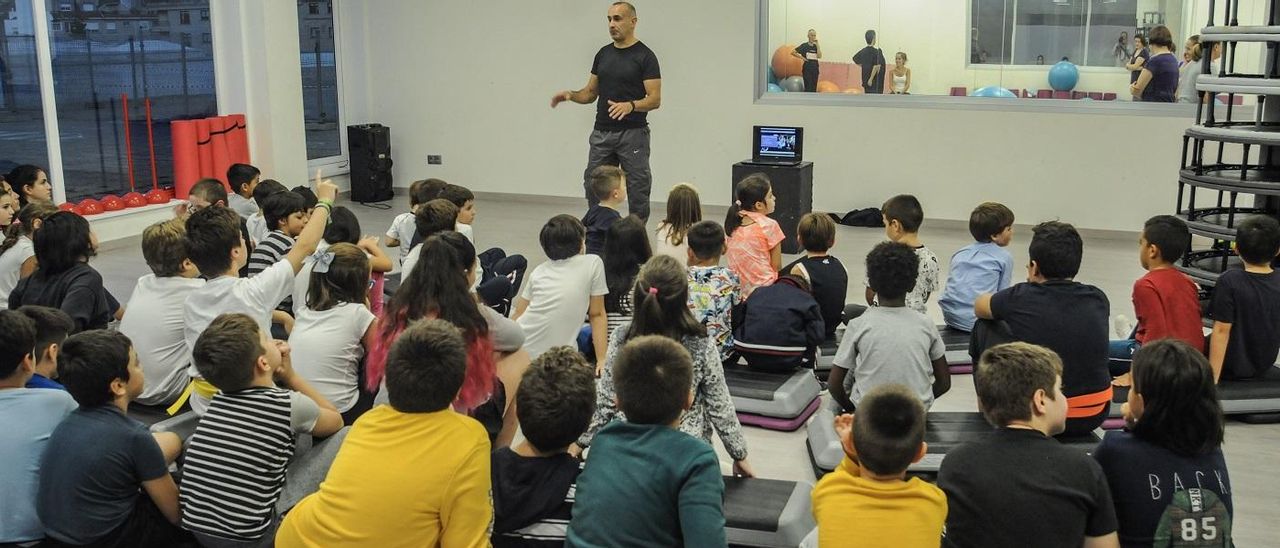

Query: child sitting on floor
[1209,215,1280,381]
[16,305,73,390]
[654,183,702,262]
[725,173,783,298]
[686,220,740,363]
[582,166,626,256]
[939,202,1015,332]
[784,212,848,342]
[515,214,608,360]
[385,178,447,264]
[732,274,825,372]
[864,194,939,316]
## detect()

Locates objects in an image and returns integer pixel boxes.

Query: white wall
[348,0,1206,233]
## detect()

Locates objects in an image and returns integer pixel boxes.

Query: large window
[765,0,1202,104]
[47,0,217,201]
[0,0,51,178]
[298,0,340,161]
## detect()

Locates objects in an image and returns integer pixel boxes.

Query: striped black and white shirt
[491,448,583,548]
[179,387,319,541]
[246,230,293,278]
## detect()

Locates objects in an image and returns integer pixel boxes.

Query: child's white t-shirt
[516,254,608,358]
[184,260,296,378]
[288,302,376,413]
[120,274,207,406]
[246,213,269,246]
[385,212,417,264]
[0,236,35,310]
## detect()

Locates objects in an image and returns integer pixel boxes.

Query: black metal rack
[1176,0,1280,295]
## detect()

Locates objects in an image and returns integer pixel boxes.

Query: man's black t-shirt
[1093,430,1233,548]
[794,42,819,69]
[852,46,886,93]
[591,41,660,131]
[784,255,848,339]
[938,427,1118,548]
[990,280,1111,397]
[1209,267,1280,379]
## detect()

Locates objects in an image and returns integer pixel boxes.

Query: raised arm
[284,170,338,273]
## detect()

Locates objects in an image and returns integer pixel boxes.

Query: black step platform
[1177,249,1242,286]
[1177,208,1277,239]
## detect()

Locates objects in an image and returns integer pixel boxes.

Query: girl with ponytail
[578,254,755,477]
[725,173,782,297]
[287,243,379,424]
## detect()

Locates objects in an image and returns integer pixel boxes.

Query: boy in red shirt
[1109,216,1204,379]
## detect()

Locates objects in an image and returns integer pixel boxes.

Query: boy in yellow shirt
[275,319,492,548]
[810,384,946,548]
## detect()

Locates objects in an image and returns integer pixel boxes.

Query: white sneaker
[1112,314,1134,339]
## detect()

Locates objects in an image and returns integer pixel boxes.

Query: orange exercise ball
[77,198,104,216]
[101,195,125,212]
[123,192,148,208]
[817,81,840,93]
[843,87,865,95]
[771,44,804,79]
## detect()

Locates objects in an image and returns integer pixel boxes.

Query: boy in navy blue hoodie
[732,274,825,372]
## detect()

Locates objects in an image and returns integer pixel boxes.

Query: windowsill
[81,199,178,221]
[751,90,1249,118]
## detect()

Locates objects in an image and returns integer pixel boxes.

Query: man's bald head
[612,1,636,17]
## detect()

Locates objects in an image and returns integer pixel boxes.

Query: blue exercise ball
[972,86,1016,98]
[767,83,784,93]
[1048,61,1079,92]
[780,75,805,92]
[768,67,779,85]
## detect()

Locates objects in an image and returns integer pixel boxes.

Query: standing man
[551,1,662,221]
[853,30,886,94]
[792,29,822,92]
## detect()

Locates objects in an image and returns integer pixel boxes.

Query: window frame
[27,0,221,203]
[755,0,1213,117]
[301,0,349,174]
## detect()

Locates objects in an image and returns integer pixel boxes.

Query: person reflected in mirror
[1036,55,1045,66]
[853,30,886,94]
[1114,31,1131,68]
[1131,26,1178,103]
[1177,35,1204,103]
[1126,34,1149,85]
[889,52,911,94]
[792,29,822,92]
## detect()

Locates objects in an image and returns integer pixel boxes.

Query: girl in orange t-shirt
[725,174,783,298]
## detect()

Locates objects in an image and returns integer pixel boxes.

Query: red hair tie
[648,287,659,296]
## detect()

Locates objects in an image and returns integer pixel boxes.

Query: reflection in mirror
[763,0,1257,107]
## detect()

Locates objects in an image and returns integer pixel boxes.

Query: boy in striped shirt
[179,313,342,547]
[491,347,595,547]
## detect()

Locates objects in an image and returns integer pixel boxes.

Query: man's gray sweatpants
[582,126,652,221]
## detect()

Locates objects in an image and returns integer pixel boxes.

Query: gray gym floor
[95,191,1278,544]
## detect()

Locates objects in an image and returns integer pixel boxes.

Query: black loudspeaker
[348,124,394,203]
[731,161,813,255]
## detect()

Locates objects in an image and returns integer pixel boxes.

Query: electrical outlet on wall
[427,155,443,165]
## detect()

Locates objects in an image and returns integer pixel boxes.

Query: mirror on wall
[762,0,1261,106]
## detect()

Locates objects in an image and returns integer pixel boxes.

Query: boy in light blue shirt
[939,202,1015,332]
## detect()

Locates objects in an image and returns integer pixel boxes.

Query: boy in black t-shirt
[581,165,626,256]
[491,347,596,547]
[785,212,848,342]
[852,30,886,94]
[36,330,190,547]
[1209,215,1280,381]
[973,221,1112,435]
[938,342,1118,548]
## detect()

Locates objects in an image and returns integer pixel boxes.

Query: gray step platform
[1219,368,1280,415]
[725,366,821,418]
[1200,25,1280,42]
[1187,125,1280,147]
[808,408,1102,476]
[1198,75,1280,95]
[724,477,815,548]
[1178,167,1280,196]
[149,411,200,441]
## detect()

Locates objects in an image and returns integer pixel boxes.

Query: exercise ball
[58,202,76,212]
[771,45,804,79]
[843,87,864,94]
[1048,61,1079,92]
[972,86,1016,98]
[101,195,125,212]
[77,198,104,216]
[767,67,779,85]
[780,75,805,92]
[767,83,784,93]
[146,188,173,204]
[123,192,148,208]
[816,81,840,93]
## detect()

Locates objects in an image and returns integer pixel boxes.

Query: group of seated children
[0,160,1260,547]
